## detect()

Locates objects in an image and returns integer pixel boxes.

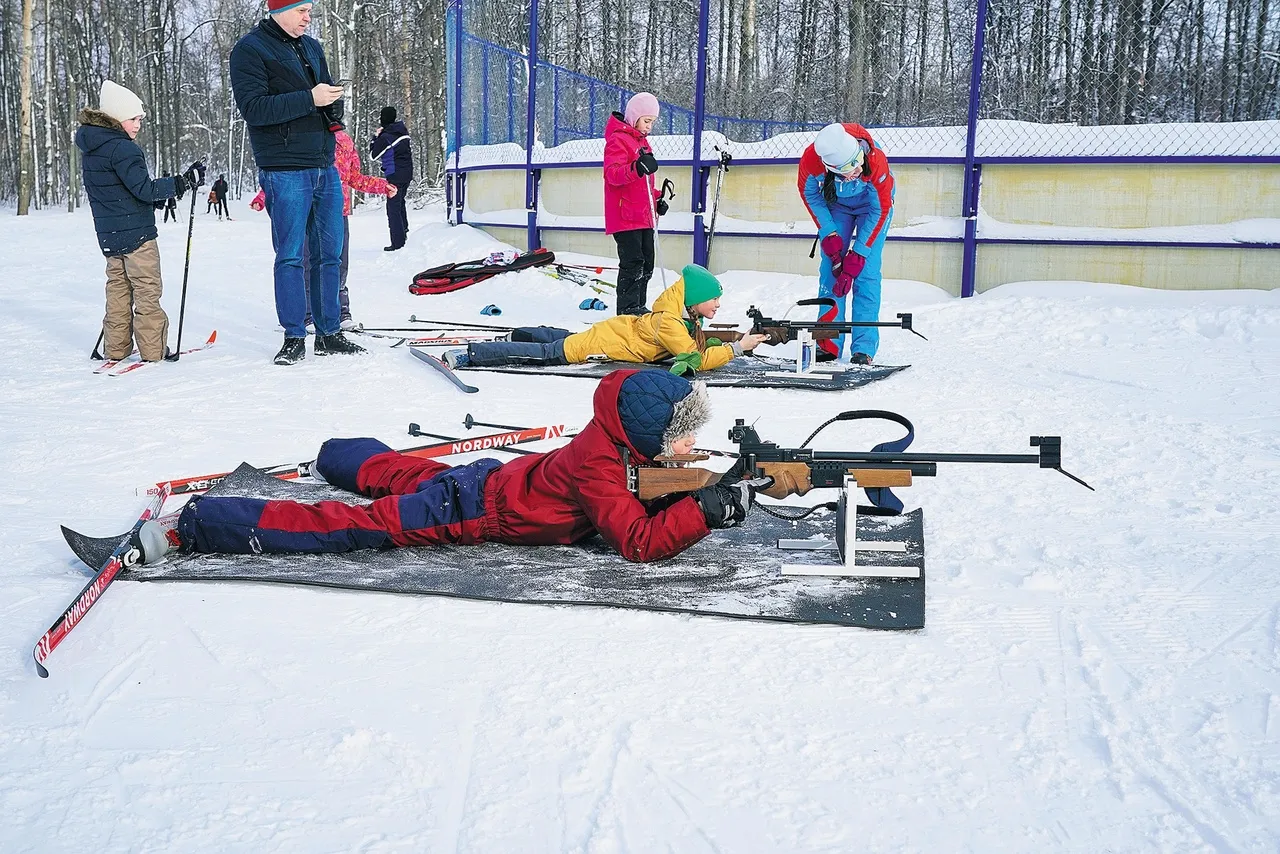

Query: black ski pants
[613,228,654,316]
[386,183,410,249]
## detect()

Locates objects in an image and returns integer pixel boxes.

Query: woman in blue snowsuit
[797,123,895,363]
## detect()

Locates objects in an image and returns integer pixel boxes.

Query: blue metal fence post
[524,0,541,250]
[453,0,464,224]
[482,49,490,144]
[507,55,515,142]
[691,0,711,266]
[960,0,990,298]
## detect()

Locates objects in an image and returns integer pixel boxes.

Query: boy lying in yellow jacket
[444,265,769,374]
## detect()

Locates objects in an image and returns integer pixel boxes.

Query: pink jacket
[250,131,392,217]
[602,113,660,235]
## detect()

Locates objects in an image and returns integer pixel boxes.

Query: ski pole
[407,423,534,455]
[651,175,667,289]
[408,315,513,332]
[706,148,732,261]
[90,329,105,360]
[167,161,204,362]
[463,414,524,431]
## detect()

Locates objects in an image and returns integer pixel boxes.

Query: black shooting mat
[62,465,925,628]
[455,356,909,391]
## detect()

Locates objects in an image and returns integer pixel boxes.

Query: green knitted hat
[681,264,723,307]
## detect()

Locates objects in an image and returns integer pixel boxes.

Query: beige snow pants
[103,239,169,361]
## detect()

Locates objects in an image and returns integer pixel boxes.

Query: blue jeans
[305,216,351,324]
[467,327,570,366]
[817,204,892,359]
[261,167,344,337]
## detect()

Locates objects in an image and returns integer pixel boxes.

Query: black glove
[655,198,669,216]
[183,161,206,189]
[694,476,773,529]
[635,151,659,176]
[172,174,188,200]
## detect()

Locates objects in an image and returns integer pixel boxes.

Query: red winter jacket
[480,369,711,561]
[797,122,894,245]
[602,113,661,235]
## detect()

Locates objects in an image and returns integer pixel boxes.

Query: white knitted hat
[813,123,864,171]
[99,80,146,123]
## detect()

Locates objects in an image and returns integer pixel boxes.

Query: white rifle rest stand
[776,474,918,579]
[763,328,848,379]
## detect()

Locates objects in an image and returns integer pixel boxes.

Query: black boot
[274,336,306,365]
[850,352,872,365]
[314,332,367,356]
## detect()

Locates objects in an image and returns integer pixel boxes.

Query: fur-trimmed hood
[75,108,129,157]
[78,108,125,131]
[661,380,710,457]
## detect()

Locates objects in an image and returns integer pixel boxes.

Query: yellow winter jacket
[562,277,738,371]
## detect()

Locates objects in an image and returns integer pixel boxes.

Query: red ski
[34,483,172,677]
[107,331,217,376]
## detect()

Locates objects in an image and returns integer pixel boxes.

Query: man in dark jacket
[212,174,231,220]
[161,173,179,222]
[229,0,365,365]
[75,80,188,362]
[371,106,413,251]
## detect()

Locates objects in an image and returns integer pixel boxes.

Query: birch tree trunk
[17,0,35,215]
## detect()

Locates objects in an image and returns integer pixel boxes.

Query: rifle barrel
[810,451,1042,465]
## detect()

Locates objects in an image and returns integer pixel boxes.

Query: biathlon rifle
[746,298,927,345]
[632,410,1093,510]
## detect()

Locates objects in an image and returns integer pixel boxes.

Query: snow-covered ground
[2,201,1279,852]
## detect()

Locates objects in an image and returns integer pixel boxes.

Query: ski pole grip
[408,423,423,436]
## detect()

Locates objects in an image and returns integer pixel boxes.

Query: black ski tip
[464,414,476,430]
[34,653,49,678]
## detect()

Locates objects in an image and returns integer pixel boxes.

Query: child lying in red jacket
[136,370,771,564]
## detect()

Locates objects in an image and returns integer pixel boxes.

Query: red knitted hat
[268,0,312,13]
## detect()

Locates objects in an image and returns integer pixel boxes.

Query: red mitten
[833,269,854,298]
[833,252,866,297]
[820,234,844,275]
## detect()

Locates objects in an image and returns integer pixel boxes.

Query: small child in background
[603,92,668,316]
[251,128,396,329]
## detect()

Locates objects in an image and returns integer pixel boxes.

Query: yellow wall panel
[975,243,1278,292]
[981,163,1280,227]
[717,163,964,224]
[466,170,525,214]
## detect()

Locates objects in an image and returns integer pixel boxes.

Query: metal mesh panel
[704,0,978,160]
[527,0,703,164]
[977,0,1280,157]
[453,0,530,167]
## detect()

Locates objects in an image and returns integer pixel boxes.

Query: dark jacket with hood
[230,17,337,170]
[370,121,414,186]
[74,109,177,257]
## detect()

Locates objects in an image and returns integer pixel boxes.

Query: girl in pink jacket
[250,129,396,328]
[603,92,667,316]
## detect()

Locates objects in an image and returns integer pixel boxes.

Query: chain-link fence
[451,0,1279,164]
[446,0,1280,286]
[977,0,1280,157]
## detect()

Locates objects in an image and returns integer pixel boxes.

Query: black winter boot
[314,332,367,356]
[274,336,306,365]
